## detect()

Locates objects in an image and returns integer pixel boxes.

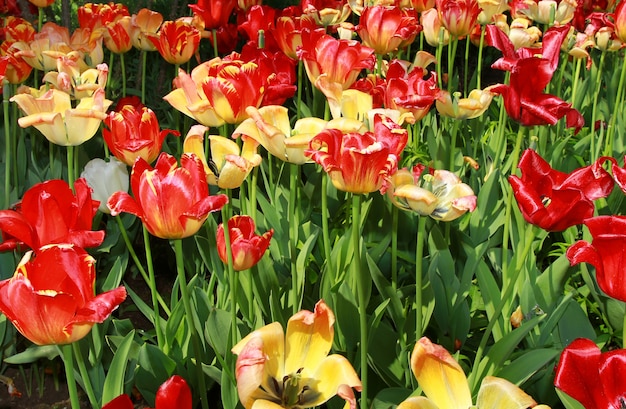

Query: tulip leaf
[556,389,586,409]
[100,256,126,292]
[205,307,231,357]
[3,345,59,364]
[494,348,560,385]
[102,330,136,405]
[371,388,413,409]
[134,343,178,406]
[557,298,596,346]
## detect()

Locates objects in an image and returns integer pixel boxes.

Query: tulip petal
[102,394,134,409]
[475,376,537,409]
[154,375,192,409]
[397,396,440,409]
[303,354,362,409]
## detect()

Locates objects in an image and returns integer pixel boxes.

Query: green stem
[114,216,170,315]
[289,163,300,314]
[415,216,427,339]
[570,57,582,107]
[72,343,98,409]
[590,50,606,161]
[476,25,486,90]
[391,205,398,291]
[67,145,75,190]
[221,190,238,346]
[174,239,210,409]
[143,226,165,349]
[296,60,303,120]
[436,28,445,90]
[120,53,126,98]
[463,37,470,95]
[606,53,626,157]
[61,344,81,409]
[447,37,459,92]
[352,194,368,409]
[211,28,219,58]
[3,84,11,209]
[321,174,333,277]
[141,50,147,104]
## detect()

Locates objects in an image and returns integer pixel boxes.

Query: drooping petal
[475,376,538,409]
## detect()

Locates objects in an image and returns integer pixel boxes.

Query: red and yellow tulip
[216,215,273,271]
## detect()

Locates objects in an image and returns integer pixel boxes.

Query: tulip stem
[120,53,126,98]
[476,25,486,90]
[391,205,398,291]
[570,57,582,108]
[143,226,165,349]
[72,342,98,409]
[174,239,210,409]
[114,216,171,316]
[321,174,333,278]
[211,29,219,58]
[67,146,75,190]
[289,163,301,314]
[352,193,368,409]
[590,50,606,162]
[141,50,147,104]
[606,53,626,157]
[415,216,427,339]
[61,344,81,409]
[3,84,11,209]
[221,191,238,346]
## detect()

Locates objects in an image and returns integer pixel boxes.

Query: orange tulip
[77,2,130,31]
[27,0,55,7]
[0,41,33,84]
[0,244,127,346]
[107,152,228,239]
[356,6,421,55]
[436,0,481,38]
[130,8,163,51]
[104,15,133,54]
[146,19,201,65]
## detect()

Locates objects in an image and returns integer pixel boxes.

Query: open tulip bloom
[231,300,362,409]
[107,152,228,240]
[0,244,127,346]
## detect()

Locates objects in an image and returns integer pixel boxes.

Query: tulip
[189,0,237,30]
[108,152,228,240]
[384,60,440,122]
[42,58,108,99]
[402,337,549,409]
[164,56,266,126]
[616,0,626,42]
[567,216,626,302]
[0,178,104,252]
[554,338,626,409]
[80,158,129,214]
[0,41,33,85]
[517,0,577,25]
[183,124,262,189]
[129,8,163,51]
[104,15,133,54]
[435,86,498,119]
[436,0,481,37]
[15,22,73,72]
[306,114,407,194]
[231,300,362,409]
[273,14,321,60]
[27,0,54,7]
[11,87,112,147]
[302,0,353,27]
[77,3,130,31]
[3,17,36,43]
[103,99,179,166]
[0,244,127,346]
[103,375,192,409]
[421,8,450,46]
[388,166,477,221]
[508,149,615,232]
[356,6,422,55]
[216,215,273,271]
[145,19,201,65]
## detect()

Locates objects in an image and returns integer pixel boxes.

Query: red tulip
[240,44,297,107]
[103,375,192,409]
[146,20,201,65]
[306,114,408,194]
[189,0,237,30]
[555,338,626,409]
[0,244,127,345]
[508,149,614,232]
[273,14,320,60]
[103,98,179,166]
[384,60,440,122]
[238,5,279,51]
[217,215,273,271]
[108,152,228,239]
[0,179,104,252]
[567,216,626,302]
[356,6,421,55]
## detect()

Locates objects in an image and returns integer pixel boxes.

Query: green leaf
[134,343,177,407]
[495,348,560,385]
[4,345,59,364]
[102,330,136,405]
[371,388,413,409]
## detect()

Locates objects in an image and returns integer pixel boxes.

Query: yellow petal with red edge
[183,125,212,179]
[302,354,362,409]
[217,155,249,189]
[410,337,472,409]
[235,106,292,160]
[475,376,541,409]
[397,396,440,409]
[284,300,334,375]
[232,322,285,388]
[393,185,438,215]
[233,336,277,409]
[209,135,241,170]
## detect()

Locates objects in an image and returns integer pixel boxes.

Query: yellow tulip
[183,124,262,189]
[232,300,362,409]
[11,87,111,147]
[435,86,498,119]
[403,337,550,409]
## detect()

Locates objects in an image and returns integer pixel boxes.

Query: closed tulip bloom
[555,338,626,409]
[567,216,626,302]
[0,244,127,345]
[80,158,129,214]
[273,14,321,60]
[518,0,577,25]
[616,0,626,42]
[231,300,362,409]
[103,99,179,166]
[0,178,104,252]
[306,114,407,194]
[436,0,481,37]
[183,124,262,189]
[145,19,201,65]
[11,87,111,147]
[216,215,273,271]
[103,375,192,409]
[108,152,228,239]
[27,0,54,7]
[356,6,421,55]
[421,8,450,46]
[104,15,133,54]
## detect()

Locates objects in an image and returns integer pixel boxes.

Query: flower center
[280,368,309,408]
